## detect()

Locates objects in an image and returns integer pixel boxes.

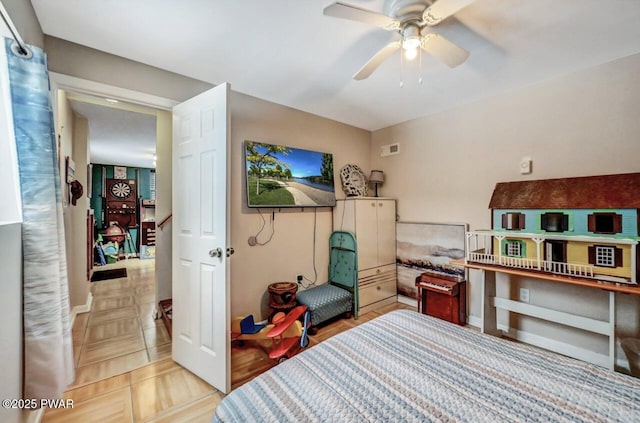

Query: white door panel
[172,83,230,393]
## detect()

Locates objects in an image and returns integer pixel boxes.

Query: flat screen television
[244,140,336,208]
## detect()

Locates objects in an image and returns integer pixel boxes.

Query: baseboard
[70,292,93,328]
[466,315,629,370]
[25,407,45,423]
[397,295,417,308]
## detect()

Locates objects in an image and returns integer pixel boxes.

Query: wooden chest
[415,271,466,326]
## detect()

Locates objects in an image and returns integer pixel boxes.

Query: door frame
[50,72,177,318]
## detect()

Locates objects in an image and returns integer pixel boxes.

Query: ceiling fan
[323,0,475,80]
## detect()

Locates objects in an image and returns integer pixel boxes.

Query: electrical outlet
[519,288,530,303]
[296,275,303,284]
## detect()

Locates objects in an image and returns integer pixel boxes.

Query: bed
[213,310,640,422]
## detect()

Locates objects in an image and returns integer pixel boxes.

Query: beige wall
[0,0,44,48]
[70,115,91,308]
[372,53,640,359]
[155,110,172,301]
[44,36,212,102]
[57,90,91,308]
[230,91,371,319]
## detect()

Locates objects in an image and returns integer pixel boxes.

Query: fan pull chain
[418,47,423,84]
[399,46,404,88]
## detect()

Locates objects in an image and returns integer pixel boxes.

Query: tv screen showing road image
[245,140,336,207]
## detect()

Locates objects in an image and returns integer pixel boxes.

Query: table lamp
[369,170,384,197]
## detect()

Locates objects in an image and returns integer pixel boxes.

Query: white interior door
[172,83,230,393]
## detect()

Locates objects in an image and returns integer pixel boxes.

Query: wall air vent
[380,143,400,157]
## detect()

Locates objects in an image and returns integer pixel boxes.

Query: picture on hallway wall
[396,222,467,298]
[244,140,336,208]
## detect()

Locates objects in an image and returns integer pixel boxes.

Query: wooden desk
[454,259,640,370]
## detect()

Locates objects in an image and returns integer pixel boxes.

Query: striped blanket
[214,310,640,422]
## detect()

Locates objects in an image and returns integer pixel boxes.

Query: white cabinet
[334,197,397,313]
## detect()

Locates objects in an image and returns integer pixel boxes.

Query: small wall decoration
[114,166,127,179]
[396,222,466,298]
[339,164,368,197]
[65,156,75,184]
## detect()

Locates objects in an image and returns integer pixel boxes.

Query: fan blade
[422,0,475,26]
[353,41,401,80]
[421,34,469,68]
[324,2,399,30]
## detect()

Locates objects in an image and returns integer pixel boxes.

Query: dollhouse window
[588,213,622,234]
[541,213,569,232]
[504,240,525,257]
[588,245,623,268]
[501,212,525,230]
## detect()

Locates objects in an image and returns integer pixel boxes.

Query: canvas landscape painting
[245,141,336,207]
[396,222,466,298]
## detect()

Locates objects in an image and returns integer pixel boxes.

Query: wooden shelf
[452,259,640,295]
[452,258,639,370]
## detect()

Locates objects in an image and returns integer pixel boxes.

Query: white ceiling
[69,99,157,169]
[31,0,640,133]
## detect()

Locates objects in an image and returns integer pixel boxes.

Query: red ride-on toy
[267,305,310,362]
[231,305,310,363]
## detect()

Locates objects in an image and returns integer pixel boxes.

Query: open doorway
[60,89,173,385]
[52,74,232,393]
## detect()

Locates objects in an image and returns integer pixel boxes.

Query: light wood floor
[45,259,412,422]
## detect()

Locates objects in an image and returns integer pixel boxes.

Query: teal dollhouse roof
[489,172,640,209]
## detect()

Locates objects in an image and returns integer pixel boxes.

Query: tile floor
[70,259,171,388]
[42,358,223,423]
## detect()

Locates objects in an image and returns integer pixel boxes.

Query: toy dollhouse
[466,173,640,284]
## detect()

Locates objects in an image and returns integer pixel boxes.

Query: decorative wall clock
[340,164,368,197]
[114,166,127,179]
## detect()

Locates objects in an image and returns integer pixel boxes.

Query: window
[588,212,622,234]
[150,170,156,200]
[541,212,569,232]
[501,212,525,230]
[595,246,614,267]
[588,245,623,268]
[504,240,525,257]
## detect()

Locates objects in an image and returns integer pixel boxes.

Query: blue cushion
[297,284,352,326]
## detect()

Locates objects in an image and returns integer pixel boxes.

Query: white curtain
[1,37,74,399]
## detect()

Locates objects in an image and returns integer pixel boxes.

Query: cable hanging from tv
[248,208,276,246]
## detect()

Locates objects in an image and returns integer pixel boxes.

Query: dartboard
[110,181,133,199]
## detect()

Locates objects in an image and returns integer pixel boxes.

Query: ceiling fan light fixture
[327,1,472,80]
[402,23,421,61]
[404,44,419,60]
[402,36,421,51]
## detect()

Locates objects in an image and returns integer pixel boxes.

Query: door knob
[209,248,223,258]
[226,247,235,257]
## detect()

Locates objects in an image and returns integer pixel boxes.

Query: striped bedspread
[213,310,640,422]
